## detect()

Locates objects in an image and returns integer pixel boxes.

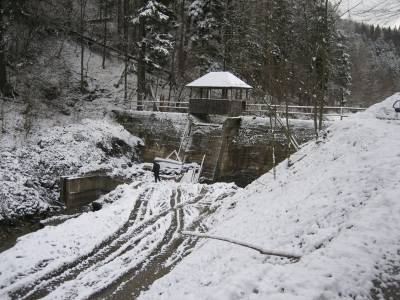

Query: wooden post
[222,88,227,99]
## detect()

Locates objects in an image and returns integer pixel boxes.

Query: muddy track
[94,188,214,300]
[11,186,155,300]
[90,188,181,299]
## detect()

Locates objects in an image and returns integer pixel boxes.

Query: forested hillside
[0,0,399,110]
[340,21,400,106]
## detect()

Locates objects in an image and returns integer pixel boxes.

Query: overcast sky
[338,0,400,27]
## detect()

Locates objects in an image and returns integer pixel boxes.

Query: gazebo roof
[186,72,252,89]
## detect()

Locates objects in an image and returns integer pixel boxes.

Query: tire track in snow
[29,185,182,300]
[95,187,215,300]
[9,184,232,300]
[11,185,154,300]
[91,188,181,299]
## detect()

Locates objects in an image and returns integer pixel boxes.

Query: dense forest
[347,21,400,105]
[0,0,399,114]
[355,23,400,47]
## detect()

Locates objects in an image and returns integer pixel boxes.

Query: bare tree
[117,0,122,35]
[101,0,109,69]
[123,0,129,102]
[136,0,146,111]
[80,0,87,93]
[0,6,8,97]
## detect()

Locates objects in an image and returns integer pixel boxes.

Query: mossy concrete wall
[216,117,314,186]
[112,111,188,162]
[113,110,316,187]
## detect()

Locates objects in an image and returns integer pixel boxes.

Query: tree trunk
[123,0,129,101]
[313,91,319,139]
[318,0,330,131]
[102,0,107,69]
[137,6,146,111]
[177,0,187,80]
[168,1,178,104]
[222,0,232,71]
[80,0,85,93]
[0,8,8,96]
[117,0,122,35]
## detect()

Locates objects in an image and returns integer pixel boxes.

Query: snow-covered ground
[0,181,238,299]
[137,93,400,299]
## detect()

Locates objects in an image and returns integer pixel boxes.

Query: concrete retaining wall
[60,174,124,209]
[113,110,316,187]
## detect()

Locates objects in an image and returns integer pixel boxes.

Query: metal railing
[134,100,189,113]
[245,103,365,118]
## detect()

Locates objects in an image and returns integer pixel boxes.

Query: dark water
[0,218,43,253]
[0,206,92,254]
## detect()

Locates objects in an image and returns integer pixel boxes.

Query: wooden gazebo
[186,72,252,117]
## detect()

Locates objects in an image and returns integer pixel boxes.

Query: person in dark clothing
[152,161,161,182]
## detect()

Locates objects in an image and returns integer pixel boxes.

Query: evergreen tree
[227,0,262,89]
[263,0,295,101]
[188,0,224,71]
[330,30,352,106]
[132,0,174,109]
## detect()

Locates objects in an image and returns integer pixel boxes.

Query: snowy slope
[0,37,174,222]
[139,93,400,299]
[0,119,142,222]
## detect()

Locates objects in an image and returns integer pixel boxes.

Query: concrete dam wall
[113,110,316,187]
[60,173,125,209]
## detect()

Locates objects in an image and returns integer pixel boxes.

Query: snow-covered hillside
[0,119,142,223]
[138,94,400,299]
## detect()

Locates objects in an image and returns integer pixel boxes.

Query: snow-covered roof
[186,72,252,89]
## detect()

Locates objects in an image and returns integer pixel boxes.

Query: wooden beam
[181,231,301,260]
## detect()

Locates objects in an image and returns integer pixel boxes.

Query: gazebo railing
[189,98,245,116]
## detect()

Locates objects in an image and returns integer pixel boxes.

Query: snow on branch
[181,231,301,260]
